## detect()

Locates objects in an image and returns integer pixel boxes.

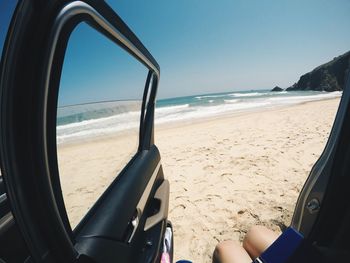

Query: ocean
[57,90,342,144]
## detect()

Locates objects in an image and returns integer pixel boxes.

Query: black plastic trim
[291,73,350,236]
[74,146,161,240]
[0,0,160,262]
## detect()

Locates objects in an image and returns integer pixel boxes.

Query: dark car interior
[0,1,171,262]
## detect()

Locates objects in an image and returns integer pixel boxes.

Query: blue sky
[59,23,148,105]
[1,1,350,104]
[105,0,350,99]
[0,1,17,57]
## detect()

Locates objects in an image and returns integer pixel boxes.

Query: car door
[289,72,350,261]
[290,75,350,235]
[0,1,170,262]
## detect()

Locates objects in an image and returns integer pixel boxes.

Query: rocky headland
[286,51,350,92]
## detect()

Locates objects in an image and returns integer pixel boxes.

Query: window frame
[0,1,160,261]
[47,1,160,230]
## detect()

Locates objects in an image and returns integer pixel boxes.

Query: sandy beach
[58,98,340,262]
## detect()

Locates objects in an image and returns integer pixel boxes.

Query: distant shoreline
[58,97,341,148]
[155,96,341,131]
[57,90,342,145]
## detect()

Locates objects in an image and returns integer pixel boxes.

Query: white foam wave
[229,92,266,97]
[57,123,139,144]
[57,110,141,144]
[268,91,342,104]
[195,94,227,99]
[57,91,342,144]
[155,91,342,125]
[155,104,189,113]
[57,110,140,131]
[57,104,192,144]
[155,101,270,124]
[224,99,240,103]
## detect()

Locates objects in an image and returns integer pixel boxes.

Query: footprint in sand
[170,204,186,213]
[204,164,214,170]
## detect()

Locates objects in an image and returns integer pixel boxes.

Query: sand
[58,98,340,262]
[57,132,139,226]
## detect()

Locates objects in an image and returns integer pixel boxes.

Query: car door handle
[127,208,141,243]
[144,180,169,231]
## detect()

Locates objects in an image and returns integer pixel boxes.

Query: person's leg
[243,225,279,259]
[213,240,252,263]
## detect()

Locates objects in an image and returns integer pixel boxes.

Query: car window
[0,1,19,183]
[0,0,18,59]
[57,22,148,228]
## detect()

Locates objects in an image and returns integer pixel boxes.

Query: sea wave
[57,110,140,131]
[224,99,240,103]
[155,104,189,113]
[195,94,227,99]
[57,123,139,144]
[57,110,141,144]
[57,90,342,144]
[57,103,192,144]
[155,101,270,124]
[229,92,266,97]
[268,91,342,103]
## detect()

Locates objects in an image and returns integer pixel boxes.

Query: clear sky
[0,1,18,58]
[1,0,350,103]
[105,0,350,98]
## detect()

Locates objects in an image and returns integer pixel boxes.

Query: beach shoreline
[56,90,342,145]
[58,97,340,262]
[155,96,341,132]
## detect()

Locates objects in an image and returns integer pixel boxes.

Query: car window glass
[0,0,18,58]
[57,22,148,228]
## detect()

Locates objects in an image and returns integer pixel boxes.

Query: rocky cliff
[287,51,350,92]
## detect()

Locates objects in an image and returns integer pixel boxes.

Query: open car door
[289,74,350,261]
[0,1,171,262]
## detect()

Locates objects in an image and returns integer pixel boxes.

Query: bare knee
[214,240,238,255]
[243,226,270,248]
[243,226,279,259]
[213,240,251,263]
[213,240,237,261]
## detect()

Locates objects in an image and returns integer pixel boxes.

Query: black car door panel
[0,1,168,262]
